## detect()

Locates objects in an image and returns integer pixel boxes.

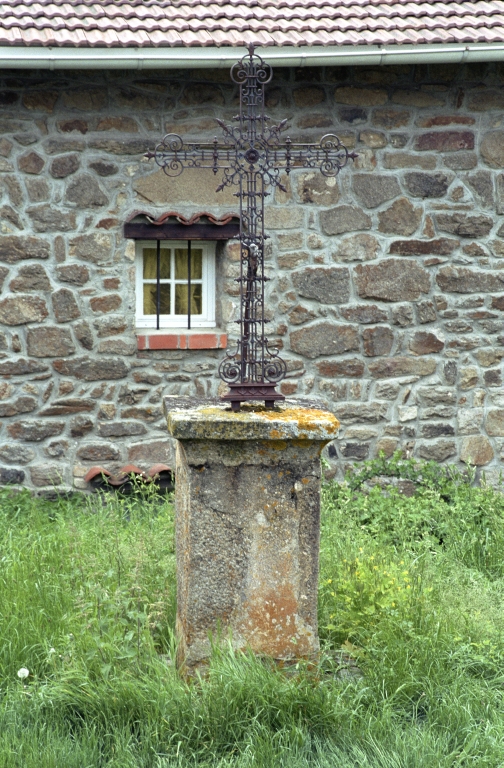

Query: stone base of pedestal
[164,397,339,672]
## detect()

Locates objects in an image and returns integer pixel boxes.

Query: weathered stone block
[97,339,137,355]
[334,402,388,423]
[332,233,379,262]
[264,208,304,230]
[56,264,90,286]
[460,436,494,465]
[320,205,371,235]
[0,295,48,325]
[25,178,50,203]
[409,331,444,355]
[18,151,45,175]
[353,174,400,208]
[392,90,444,108]
[10,264,50,292]
[297,172,340,205]
[62,88,107,110]
[77,443,121,461]
[0,468,25,484]
[481,131,504,167]
[128,439,174,467]
[27,205,77,233]
[486,410,504,435]
[0,444,35,464]
[50,154,80,179]
[378,198,422,235]
[457,408,483,435]
[27,326,75,357]
[74,320,94,350]
[90,294,122,314]
[29,465,64,487]
[52,357,129,381]
[340,304,387,324]
[89,160,119,177]
[0,358,48,375]
[355,259,430,302]
[292,267,350,304]
[8,420,64,442]
[389,238,458,256]
[69,232,113,265]
[420,423,455,438]
[335,87,387,106]
[52,289,80,322]
[166,400,339,668]
[417,386,456,405]
[414,131,474,151]
[97,422,147,437]
[316,359,364,377]
[293,86,325,107]
[404,172,450,198]
[0,235,49,264]
[372,108,410,128]
[40,398,95,415]
[443,152,477,170]
[290,322,358,359]
[435,213,493,238]
[391,304,414,326]
[417,440,456,462]
[288,305,317,325]
[0,397,37,417]
[368,356,436,378]
[362,326,394,357]
[70,416,94,437]
[64,174,108,207]
[383,152,436,170]
[466,171,494,208]
[436,266,504,293]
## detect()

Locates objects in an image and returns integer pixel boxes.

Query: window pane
[175,248,203,279]
[143,284,171,315]
[175,283,202,315]
[143,248,171,279]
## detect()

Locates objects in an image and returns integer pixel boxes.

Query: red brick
[188,333,217,349]
[149,334,180,350]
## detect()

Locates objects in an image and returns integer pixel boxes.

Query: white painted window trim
[135,239,216,329]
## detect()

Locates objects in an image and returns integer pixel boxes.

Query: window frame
[135,239,217,329]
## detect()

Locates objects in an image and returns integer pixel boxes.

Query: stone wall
[1,61,504,491]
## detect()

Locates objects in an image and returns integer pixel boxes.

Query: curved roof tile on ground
[1,0,504,48]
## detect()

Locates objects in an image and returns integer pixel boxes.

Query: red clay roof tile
[1,0,504,48]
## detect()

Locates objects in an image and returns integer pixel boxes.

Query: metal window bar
[156,239,161,331]
[187,239,191,331]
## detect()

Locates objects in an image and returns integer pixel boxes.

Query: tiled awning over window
[124,211,240,241]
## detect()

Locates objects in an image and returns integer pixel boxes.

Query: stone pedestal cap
[164,396,339,442]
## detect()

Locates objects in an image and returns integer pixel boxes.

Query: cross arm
[268,134,358,177]
[145,133,234,176]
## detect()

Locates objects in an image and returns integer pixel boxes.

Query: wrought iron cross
[147,44,356,411]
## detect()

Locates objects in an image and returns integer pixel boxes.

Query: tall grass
[1,460,504,766]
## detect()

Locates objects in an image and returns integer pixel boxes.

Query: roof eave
[2,42,504,69]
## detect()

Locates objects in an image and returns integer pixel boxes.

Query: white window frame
[135,239,216,329]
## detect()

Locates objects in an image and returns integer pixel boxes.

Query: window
[135,240,216,329]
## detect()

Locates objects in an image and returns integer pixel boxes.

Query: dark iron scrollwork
[146,44,356,410]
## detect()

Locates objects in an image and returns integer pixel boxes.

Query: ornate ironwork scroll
[147,44,356,411]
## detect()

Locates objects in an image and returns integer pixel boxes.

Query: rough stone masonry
[1,61,504,491]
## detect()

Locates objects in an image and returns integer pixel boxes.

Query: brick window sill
[137,331,227,351]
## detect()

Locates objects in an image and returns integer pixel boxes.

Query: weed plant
[1,458,504,766]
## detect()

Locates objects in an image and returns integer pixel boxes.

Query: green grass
[1,461,504,766]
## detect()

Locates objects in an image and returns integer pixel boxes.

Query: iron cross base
[220,382,285,412]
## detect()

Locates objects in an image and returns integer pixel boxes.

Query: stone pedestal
[164,397,339,671]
